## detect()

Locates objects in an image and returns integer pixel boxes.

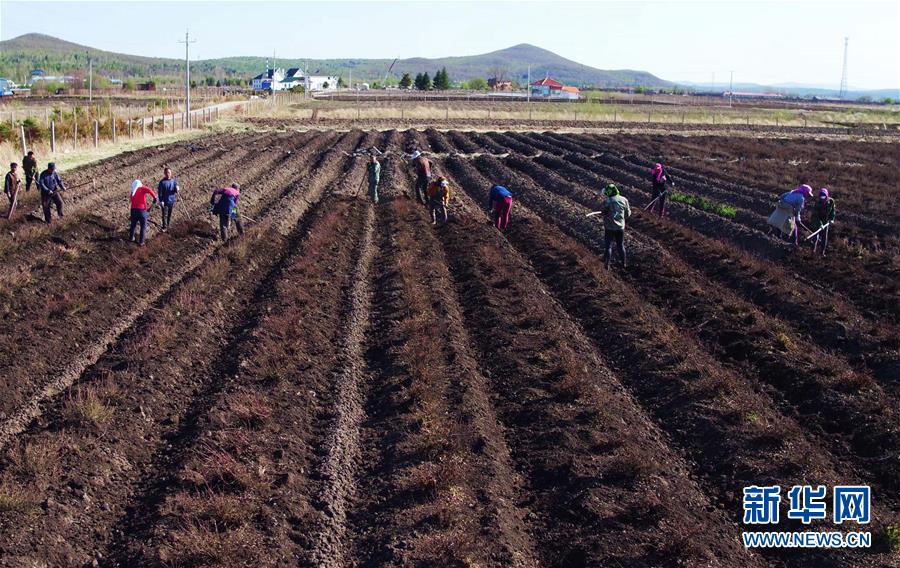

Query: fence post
[151,116,155,136]
[73,107,78,150]
[129,118,133,139]
[93,120,99,147]
[648,111,651,123]
[141,118,146,138]
[50,121,56,153]
[112,116,116,143]
[20,125,27,155]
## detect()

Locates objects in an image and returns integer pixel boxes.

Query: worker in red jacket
[129,179,158,246]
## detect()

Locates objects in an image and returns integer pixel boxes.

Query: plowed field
[0,128,896,567]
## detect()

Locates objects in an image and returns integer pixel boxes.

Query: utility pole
[272,49,277,97]
[179,30,197,127]
[89,58,93,102]
[729,70,733,107]
[527,64,531,103]
[839,37,849,99]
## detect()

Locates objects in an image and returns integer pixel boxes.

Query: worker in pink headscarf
[649,162,675,215]
[778,184,814,245]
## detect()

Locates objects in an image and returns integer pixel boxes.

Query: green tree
[399,73,413,88]
[337,76,346,88]
[882,97,894,104]
[433,67,450,90]
[465,77,488,90]
[415,72,432,90]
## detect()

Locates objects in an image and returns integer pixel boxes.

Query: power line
[179,30,197,127]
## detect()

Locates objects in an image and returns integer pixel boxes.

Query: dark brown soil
[0,128,897,567]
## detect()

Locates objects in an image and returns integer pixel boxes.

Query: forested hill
[0,33,668,88]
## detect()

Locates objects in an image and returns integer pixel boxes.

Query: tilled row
[0,131,343,424]
[0,132,363,566]
[454,153,900,498]
[439,153,898,565]
[537,131,899,316]
[0,131,278,290]
[420,157,764,566]
[501,148,900,391]
[347,158,538,566]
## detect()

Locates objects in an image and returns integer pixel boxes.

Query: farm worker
[4,163,20,219]
[649,162,675,215]
[778,184,813,245]
[809,187,836,255]
[37,162,67,224]
[596,183,631,270]
[22,151,37,193]
[156,167,179,232]
[426,177,451,225]
[409,151,432,205]
[210,183,244,241]
[487,184,513,231]
[128,180,158,246]
[367,155,381,204]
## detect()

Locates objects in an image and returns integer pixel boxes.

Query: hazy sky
[1,0,898,89]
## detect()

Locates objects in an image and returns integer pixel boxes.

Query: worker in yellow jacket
[426,176,450,225]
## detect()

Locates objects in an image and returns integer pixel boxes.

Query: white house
[252,67,339,92]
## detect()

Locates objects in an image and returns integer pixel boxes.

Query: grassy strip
[668,190,737,218]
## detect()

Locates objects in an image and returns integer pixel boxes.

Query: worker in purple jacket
[210,183,244,241]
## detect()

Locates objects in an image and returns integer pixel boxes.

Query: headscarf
[603,183,619,197]
[409,151,421,160]
[819,187,829,200]
[792,184,813,197]
[651,163,664,183]
[131,179,142,196]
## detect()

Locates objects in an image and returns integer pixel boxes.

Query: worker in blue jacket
[38,162,67,224]
[156,167,179,232]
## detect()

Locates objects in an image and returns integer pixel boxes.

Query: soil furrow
[0,133,361,566]
[0,131,343,437]
[442,153,896,566]
[309,202,377,567]
[427,161,766,566]
[347,157,540,566]
[492,142,900,383]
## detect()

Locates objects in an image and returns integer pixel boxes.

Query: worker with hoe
[487,184,513,231]
[426,176,451,225]
[596,183,631,270]
[128,179,158,246]
[367,154,381,204]
[648,162,675,215]
[156,167,179,232]
[409,151,432,205]
[210,183,245,241]
[22,151,38,193]
[4,162,21,219]
[770,183,813,246]
[809,187,836,255]
[37,162,67,224]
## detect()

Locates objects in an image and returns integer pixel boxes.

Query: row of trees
[397,67,452,90]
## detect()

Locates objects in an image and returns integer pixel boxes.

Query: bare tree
[486,65,508,82]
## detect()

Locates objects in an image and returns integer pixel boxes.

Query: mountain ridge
[0,33,668,88]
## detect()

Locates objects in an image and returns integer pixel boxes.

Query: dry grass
[0,481,40,514]
[157,522,263,567]
[63,385,114,427]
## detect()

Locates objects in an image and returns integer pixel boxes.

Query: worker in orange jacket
[426,176,450,225]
